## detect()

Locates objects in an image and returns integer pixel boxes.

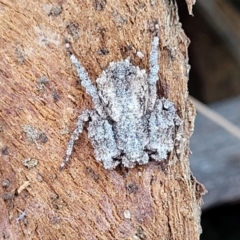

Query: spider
[60,36,181,170]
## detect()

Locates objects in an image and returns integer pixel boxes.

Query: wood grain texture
[0,0,204,239]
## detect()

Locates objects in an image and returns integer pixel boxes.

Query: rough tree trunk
[0,0,205,239]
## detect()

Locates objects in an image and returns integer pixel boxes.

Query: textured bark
[0,0,204,239]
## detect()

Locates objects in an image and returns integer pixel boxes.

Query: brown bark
[0,0,204,239]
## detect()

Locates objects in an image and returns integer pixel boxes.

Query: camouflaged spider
[60,37,181,170]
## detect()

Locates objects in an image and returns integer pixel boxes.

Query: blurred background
[177,0,240,239]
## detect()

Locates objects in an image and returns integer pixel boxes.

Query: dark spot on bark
[2,179,10,188]
[39,132,48,143]
[48,5,62,16]
[93,0,106,11]
[67,22,80,40]
[127,183,138,194]
[2,147,9,155]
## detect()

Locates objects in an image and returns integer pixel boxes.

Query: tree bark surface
[0,0,204,239]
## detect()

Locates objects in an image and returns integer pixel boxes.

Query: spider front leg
[65,42,106,118]
[60,110,90,171]
[147,36,160,111]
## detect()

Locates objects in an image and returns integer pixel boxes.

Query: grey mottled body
[61,37,181,170]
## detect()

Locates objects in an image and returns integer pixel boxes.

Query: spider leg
[65,42,106,118]
[60,110,90,171]
[88,112,121,170]
[147,36,160,111]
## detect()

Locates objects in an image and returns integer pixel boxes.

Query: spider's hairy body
[61,37,181,170]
